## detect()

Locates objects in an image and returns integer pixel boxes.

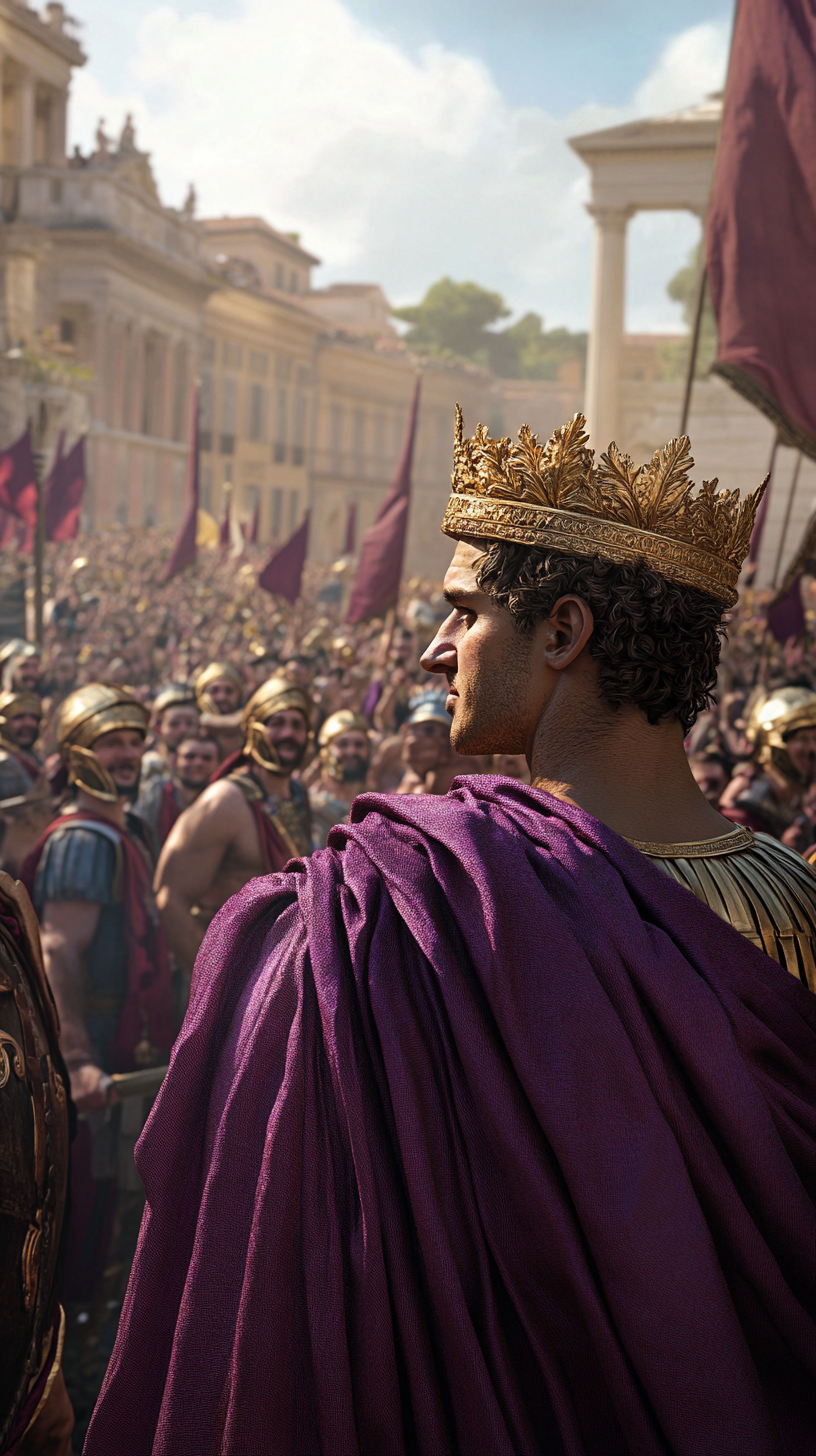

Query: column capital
[586,204,634,228]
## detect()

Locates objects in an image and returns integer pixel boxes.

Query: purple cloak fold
[85,780,816,1456]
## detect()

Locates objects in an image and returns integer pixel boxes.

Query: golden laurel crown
[441,407,768,606]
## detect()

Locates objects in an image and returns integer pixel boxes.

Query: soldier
[136,733,220,850]
[720,685,816,848]
[0,689,44,802]
[0,690,51,879]
[309,710,371,849]
[397,689,483,794]
[195,661,245,761]
[139,684,200,793]
[0,872,73,1455]
[155,676,312,976]
[20,685,173,1317]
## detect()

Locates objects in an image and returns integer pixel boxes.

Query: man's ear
[541,596,594,671]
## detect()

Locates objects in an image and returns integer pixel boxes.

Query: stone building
[570,98,816,590]
[0,1,504,583]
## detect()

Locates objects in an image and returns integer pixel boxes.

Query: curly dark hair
[475,541,726,733]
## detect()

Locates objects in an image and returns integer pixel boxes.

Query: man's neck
[175,779,202,810]
[251,763,293,800]
[529,683,732,845]
[75,789,127,829]
[320,773,359,805]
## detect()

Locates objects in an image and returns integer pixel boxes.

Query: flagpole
[771,451,803,589]
[31,400,48,648]
[678,0,741,436]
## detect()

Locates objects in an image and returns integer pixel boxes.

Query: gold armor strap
[67,744,118,803]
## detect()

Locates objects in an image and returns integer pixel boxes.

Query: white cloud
[633,21,729,116]
[67,1,726,331]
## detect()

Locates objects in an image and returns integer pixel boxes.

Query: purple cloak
[85,779,816,1456]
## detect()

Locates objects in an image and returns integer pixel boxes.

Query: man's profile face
[420,539,542,757]
[402,719,448,775]
[160,704,199,749]
[329,729,369,783]
[264,709,308,771]
[92,728,144,794]
[176,738,219,789]
[208,677,240,713]
[785,726,816,782]
[9,711,40,751]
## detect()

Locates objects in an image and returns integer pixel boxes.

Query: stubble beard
[449,630,535,757]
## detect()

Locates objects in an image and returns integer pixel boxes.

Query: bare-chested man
[155,676,312,974]
[195,659,245,762]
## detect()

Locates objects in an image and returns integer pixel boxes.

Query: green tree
[393,278,587,382]
[392,277,509,360]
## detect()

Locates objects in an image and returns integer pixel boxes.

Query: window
[248,383,267,442]
[273,387,288,463]
[222,341,243,369]
[352,409,365,471]
[202,336,216,363]
[275,262,284,289]
[249,350,268,376]
[172,344,187,442]
[59,318,74,345]
[289,270,297,294]
[292,389,307,468]
[275,356,292,383]
[50,178,63,205]
[289,490,299,531]
[330,404,344,472]
[143,456,157,527]
[373,412,386,460]
[199,371,214,452]
[221,375,237,454]
[142,333,166,438]
[244,484,260,538]
[272,487,283,539]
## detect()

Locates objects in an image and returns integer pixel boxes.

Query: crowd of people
[2,526,816,1449]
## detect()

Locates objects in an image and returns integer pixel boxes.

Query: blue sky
[67,0,734,330]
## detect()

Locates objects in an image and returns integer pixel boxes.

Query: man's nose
[419,627,457,677]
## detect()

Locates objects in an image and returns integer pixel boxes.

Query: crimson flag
[767,575,806,643]
[258,512,309,604]
[0,429,37,548]
[346,377,420,623]
[164,387,199,581]
[343,501,357,557]
[707,0,816,460]
[46,434,86,541]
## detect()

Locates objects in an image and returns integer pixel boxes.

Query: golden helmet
[55,683,150,802]
[318,710,370,776]
[747,685,816,782]
[195,661,245,713]
[152,682,197,719]
[242,675,313,774]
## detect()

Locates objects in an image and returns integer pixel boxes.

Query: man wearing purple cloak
[87,413,816,1456]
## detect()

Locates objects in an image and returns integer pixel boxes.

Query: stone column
[49,87,67,164]
[584,206,630,449]
[17,71,35,167]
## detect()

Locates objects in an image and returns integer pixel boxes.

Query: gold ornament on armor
[442,407,768,606]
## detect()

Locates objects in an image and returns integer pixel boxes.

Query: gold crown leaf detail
[445,407,768,606]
